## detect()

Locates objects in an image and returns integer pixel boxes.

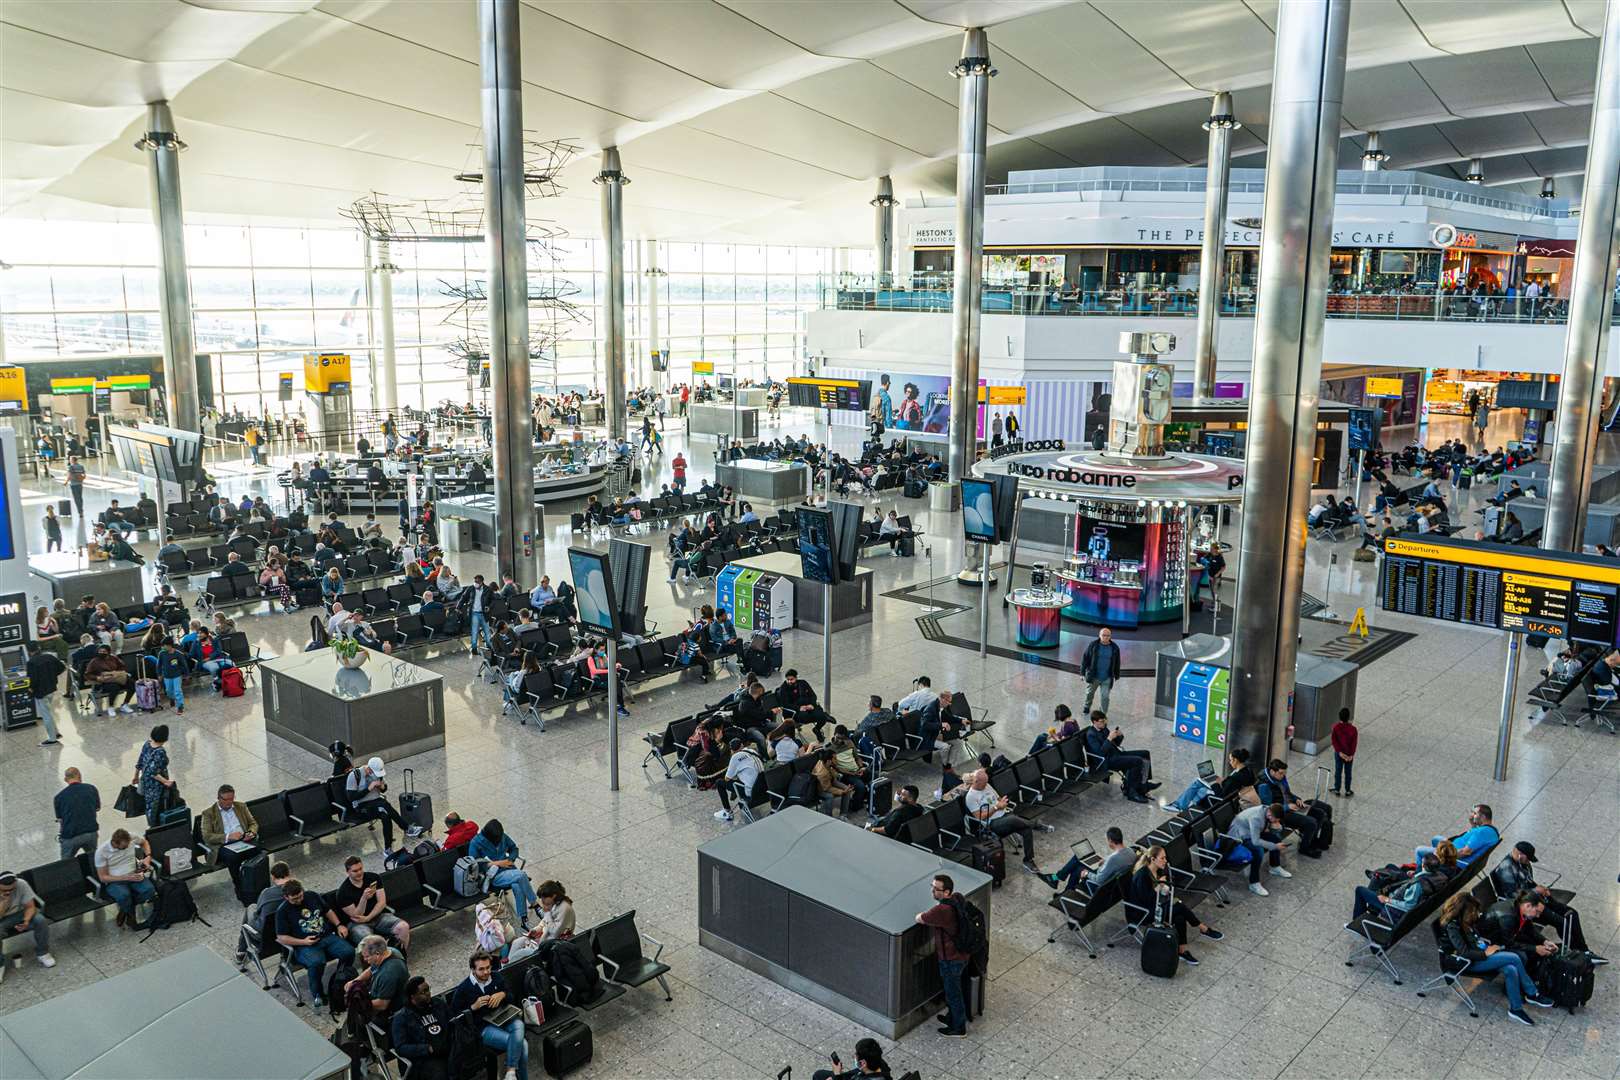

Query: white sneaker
[37,953,56,968]
[1269,866,1294,879]
[713,809,733,822]
[505,1070,518,1080]
[119,705,134,714]
[1249,882,1269,896]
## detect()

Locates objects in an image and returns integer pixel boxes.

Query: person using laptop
[1162,748,1255,812]
[1043,826,1134,893]
[448,950,528,1080]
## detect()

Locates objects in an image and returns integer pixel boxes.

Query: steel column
[946,28,994,490]
[1494,635,1520,783]
[872,176,898,289]
[1193,92,1238,401]
[608,636,621,791]
[479,0,537,583]
[645,240,662,393]
[1227,0,1350,771]
[597,147,630,443]
[1542,0,1620,555]
[376,241,399,413]
[138,102,201,433]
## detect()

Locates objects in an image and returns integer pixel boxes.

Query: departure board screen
[787,377,872,411]
[1380,535,1620,644]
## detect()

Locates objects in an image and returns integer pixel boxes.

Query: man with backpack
[915,873,981,1038]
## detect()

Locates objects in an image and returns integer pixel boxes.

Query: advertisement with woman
[870,372,951,432]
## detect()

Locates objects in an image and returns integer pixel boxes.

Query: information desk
[0,946,348,1080]
[714,459,810,507]
[727,551,872,633]
[29,553,144,611]
[437,494,547,554]
[1009,587,1067,648]
[698,807,992,1038]
[261,648,444,760]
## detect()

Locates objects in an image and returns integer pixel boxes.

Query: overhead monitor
[567,546,621,636]
[961,478,997,542]
[786,377,872,412]
[829,501,864,582]
[796,507,838,585]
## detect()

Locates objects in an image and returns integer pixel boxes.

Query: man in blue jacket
[1257,759,1329,857]
[1081,628,1121,714]
[1082,711,1156,803]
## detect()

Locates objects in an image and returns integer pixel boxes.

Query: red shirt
[918,897,968,962]
[1330,720,1358,757]
[444,821,479,849]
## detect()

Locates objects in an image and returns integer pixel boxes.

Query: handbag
[158,781,182,813]
[114,784,147,818]
[521,995,546,1027]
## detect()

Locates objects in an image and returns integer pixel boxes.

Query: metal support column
[1542,0,1620,555]
[872,176,898,289]
[645,240,663,394]
[1227,0,1350,770]
[822,583,833,714]
[1194,92,1239,401]
[376,240,399,413]
[1494,635,1520,783]
[978,542,990,657]
[607,637,621,791]
[137,102,201,433]
[946,28,994,491]
[597,147,630,445]
[479,0,537,584]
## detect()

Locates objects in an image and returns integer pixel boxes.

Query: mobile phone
[830,1053,841,1067]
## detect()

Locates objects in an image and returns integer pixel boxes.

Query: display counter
[29,553,145,610]
[715,459,810,507]
[1055,571,1143,628]
[688,403,758,440]
[262,648,444,760]
[1009,587,1067,648]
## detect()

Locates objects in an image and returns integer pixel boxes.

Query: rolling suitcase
[898,533,915,557]
[1141,925,1180,978]
[235,851,270,908]
[397,767,432,832]
[135,656,161,712]
[540,1018,593,1076]
[970,837,1005,888]
[867,776,893,819]
[1543,913,1595,1012]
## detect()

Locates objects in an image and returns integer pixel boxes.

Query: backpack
[219,666,245,697]
[946,894,986,958]
[454,855,490,898]
[384,837,441,871]
[540,938,602,1006]
[785,772,818,808]
[139,879,204,940]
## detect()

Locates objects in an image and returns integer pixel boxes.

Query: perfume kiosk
[973,332,1245,637]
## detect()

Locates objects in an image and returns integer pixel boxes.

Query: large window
[0,220,842,410]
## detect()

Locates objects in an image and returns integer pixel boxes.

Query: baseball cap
[367,757,386,777]
[1513,841,1537,862]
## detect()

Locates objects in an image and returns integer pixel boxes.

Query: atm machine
[303,352,354,451]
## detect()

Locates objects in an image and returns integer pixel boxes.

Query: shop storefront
[1514,237,1576,296]
[1439,228,1519,291]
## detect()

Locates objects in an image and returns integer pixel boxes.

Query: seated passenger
[274,878,358,1010]
[867,784,925,839]
[94,828,154,928]
[1438,893,1554,1026]
[964,769,1046,877]
[449,951,528,1080]
[336,855,412,952]
[1082,710,1156,802]
[344,933,410,1018]
[1417,803,1499,867]
[1256,758,1329,857]
[1164,747,1255,812]
[468,820,539,927]
[1044,825,1133,893]
[1227,802,1293,896]
[1490,841,1604,963]
[1128,845,1222,965]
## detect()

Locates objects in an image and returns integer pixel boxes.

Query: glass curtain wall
[0,219,842,413]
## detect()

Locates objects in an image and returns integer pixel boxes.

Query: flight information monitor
[1380,535,1620,644]
[787,377,871,411]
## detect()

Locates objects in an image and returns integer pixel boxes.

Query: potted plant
[332,635,367,669]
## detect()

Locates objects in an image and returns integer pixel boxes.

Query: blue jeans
[1169,778,1212,811]
[104,878,156,915]
[293,933,357,1001]
[1333,756,1354,791]
[479,1018,528,1080]
[1050,855,1087,892]
[469,612,490,650]
[1351,885,1394,923]
[938,958,967,1033]
[1468,951,1539,1010]
[489,867,538,916]
[163,676,184,710]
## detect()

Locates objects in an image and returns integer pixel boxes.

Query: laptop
[485,1003,522,1027]
[1196,759,1217,783]
[1069,837,1099,866]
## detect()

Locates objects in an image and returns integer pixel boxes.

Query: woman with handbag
[133,724,176,826]
[1128,845,1223,966]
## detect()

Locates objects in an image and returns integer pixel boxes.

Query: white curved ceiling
[0,0,1608,244]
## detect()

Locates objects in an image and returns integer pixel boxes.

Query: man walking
[64,455,86,516]
[54,767,100,860]
[1081,627,1121,714]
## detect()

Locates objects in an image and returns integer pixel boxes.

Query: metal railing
[826,285,1616,326]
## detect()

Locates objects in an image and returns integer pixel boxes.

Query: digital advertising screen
[1348,408,1380,452]
[1077,517,1145,563]
[869,372,950,432]
[961,478,997,542]
[567,546,621,636]
[796,507,838,585]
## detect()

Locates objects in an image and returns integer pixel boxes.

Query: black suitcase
[1543,916,1595,1012]
[58,498,72,517]
[1141,926,1180,978]
[970,838,1005,888]
[898,533,915,557]
[235,852,270,908]
[868,777,893,818]
[541,1017,593,1076]
[397,767,432,832]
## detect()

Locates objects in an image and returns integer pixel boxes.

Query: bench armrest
[419,882,444,909]
[642,932,665,963]
[598,954,622,980]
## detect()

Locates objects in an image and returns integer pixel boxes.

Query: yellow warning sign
[1349,607,1369,638]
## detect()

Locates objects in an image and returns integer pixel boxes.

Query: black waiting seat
[361,588,390,615]
[144,820,214,883]
[416,848,481,912]
[284,782,345,840]
[395,614,429,645]
[587,910,672,1001]
[386,583,415,611]
[244,793,300,853]
[378,866,446,928]
[21,854,111,923]
[1047,875,1125,958]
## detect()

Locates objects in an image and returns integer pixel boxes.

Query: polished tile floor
[0,411,1614,1080]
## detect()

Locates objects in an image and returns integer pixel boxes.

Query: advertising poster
[868,372,950,432]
